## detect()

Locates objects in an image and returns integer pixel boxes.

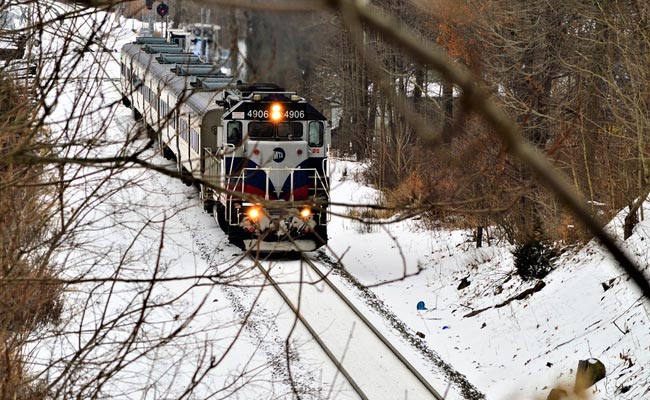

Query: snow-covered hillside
[328,159,650,399]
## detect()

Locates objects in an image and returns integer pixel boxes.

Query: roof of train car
[122,42,237,114]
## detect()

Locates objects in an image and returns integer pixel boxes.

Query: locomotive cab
[213,85,330,252]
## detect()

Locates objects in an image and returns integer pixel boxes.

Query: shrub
[0,72,60,399]
[512,238,558,281]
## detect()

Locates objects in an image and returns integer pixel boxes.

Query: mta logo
[273,148,285,163]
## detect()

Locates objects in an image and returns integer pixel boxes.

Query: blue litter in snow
[442,325,450,330]
[416,301,427,311]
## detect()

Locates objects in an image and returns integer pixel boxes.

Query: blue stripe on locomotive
[225,157,326,199]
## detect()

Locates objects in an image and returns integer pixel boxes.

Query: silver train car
[120,37,330,252]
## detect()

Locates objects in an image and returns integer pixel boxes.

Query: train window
[190,128,199,152]
[227,121,242,145]
[277,122,303,140]
[248,122,274,139]
[308,121,324,147]
[181,119,189,142]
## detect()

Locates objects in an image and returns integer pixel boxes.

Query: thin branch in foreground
[323,0,650,302]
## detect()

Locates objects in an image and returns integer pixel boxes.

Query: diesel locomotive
[120,37,330,252]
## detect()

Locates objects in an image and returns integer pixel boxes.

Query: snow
[22,5,650,400]
[327,158,650,399]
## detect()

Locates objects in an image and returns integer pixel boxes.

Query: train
[119,36,330,252]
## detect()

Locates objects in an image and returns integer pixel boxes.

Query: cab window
[227,121,242,145]
[248,122,274,138]
[308,121,324,147]
[277,122,303,140]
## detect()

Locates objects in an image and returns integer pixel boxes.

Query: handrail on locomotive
[204,149,329,221]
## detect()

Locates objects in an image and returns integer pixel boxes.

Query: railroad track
[149,160,444,398]
[249,252,447,400]
[146,154,464,399]
[314,251,485,400]
[119,115,478,398]
[117,123,481,398]
[148,169,330,397]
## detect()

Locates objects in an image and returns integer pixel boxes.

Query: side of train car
[119,37,330,252]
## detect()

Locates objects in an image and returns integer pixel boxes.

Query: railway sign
[156,3,169,17]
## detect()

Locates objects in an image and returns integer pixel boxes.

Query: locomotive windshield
[308,121,324,147]
[277,122,302,139]
[248,122,303,140]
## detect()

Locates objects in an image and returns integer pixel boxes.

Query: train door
[224,120,243,177]
[189,113,206,179]
[154,82,162,132]
[172,102,179,156]
[200,109,223,173]
[131,66,144,119]
[176,106,190,173]
[199,110,223,206]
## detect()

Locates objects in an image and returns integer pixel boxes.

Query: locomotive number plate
[235,103,309,121]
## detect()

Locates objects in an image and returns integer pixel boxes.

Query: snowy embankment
[327,159,650,400]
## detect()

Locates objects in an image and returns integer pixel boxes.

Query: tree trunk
[442,80,453,143]
[475,226,483,248]
[624,187,650,239]
[228,10,240,79]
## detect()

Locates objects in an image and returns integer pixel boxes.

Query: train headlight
[270,103,283,122]
[299,207,312,219]
[247,206,261,221]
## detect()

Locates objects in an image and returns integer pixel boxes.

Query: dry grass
[0,74,61,399]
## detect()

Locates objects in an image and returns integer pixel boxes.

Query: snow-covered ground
[328,159,650,400]
[25,6,650,400]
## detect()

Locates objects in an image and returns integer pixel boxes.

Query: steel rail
[299,254,446,400]
[249,256,370,400]
[249,251,445,399]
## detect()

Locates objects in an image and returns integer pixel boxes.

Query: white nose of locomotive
[246,141,308,196]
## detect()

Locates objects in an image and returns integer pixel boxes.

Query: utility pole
[204,8,211,62]
[148,8,154,34]
[143,0,154,35]
[199,8,205,62]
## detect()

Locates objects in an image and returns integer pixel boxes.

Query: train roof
[174,64,226,76]
[143,44,186,54]
[121,42,238,112]
[121,39,325,119]
[134,36,168,45]
[157,54,202,64]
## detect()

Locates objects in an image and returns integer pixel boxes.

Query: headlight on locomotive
[247,206,262,221]
[270,103,283,122]
[299,207,312,220]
